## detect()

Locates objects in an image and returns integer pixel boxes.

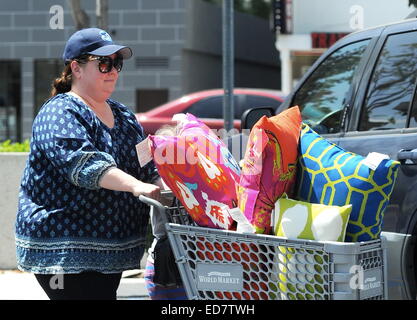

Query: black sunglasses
[89,55,124,73]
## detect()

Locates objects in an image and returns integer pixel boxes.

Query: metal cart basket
[140,193,387,300]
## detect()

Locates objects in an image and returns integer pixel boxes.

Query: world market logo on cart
[196,264,243,291]
[199,271,240,285]
[208,271,231,277]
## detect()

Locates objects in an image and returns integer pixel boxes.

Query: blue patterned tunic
[15,93,159,274]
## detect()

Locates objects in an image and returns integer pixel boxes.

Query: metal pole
[222,0,234,132]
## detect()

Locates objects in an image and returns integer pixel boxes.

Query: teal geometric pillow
[296,124,400,242]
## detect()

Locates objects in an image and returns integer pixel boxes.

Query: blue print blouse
[15,93,159,274]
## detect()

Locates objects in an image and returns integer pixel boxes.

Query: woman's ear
[70,60,82,79]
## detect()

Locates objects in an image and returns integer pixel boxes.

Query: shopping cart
[139,192,388,300]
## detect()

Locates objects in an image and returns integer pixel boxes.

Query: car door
[336,22,417,300]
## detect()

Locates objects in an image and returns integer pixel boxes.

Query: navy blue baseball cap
[63,28,132,63]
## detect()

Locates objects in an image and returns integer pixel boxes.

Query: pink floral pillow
[237,106,302,234]
[149,114,240,230]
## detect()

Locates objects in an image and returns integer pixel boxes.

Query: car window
[185,95,240,119]
[185,96,223,118]
[409,96,417,128]
[360,31,417,131]
[292,39,370,134]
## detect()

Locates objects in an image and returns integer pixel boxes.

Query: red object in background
[311,32,349,49]
[135,88,285,135]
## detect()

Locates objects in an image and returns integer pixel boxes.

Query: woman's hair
[50,64,72,97]
[50,55,92,97]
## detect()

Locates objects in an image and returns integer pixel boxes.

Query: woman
[15,28,162,300]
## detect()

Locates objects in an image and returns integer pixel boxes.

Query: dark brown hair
[50,64,72,97]
[50,55,92,97]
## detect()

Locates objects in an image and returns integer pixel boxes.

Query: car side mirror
[241,106,275,131]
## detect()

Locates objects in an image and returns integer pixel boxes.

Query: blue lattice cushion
[296,124,400,242]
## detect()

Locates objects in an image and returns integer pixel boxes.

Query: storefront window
[34,59,62,116]
[136,89,169,113]
[0,60,21,142]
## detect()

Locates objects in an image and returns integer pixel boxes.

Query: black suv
[242,18,417,300]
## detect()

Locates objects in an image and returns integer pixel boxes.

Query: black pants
[35,271,122,300]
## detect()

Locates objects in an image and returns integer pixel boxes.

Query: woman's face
[72,53,120,100]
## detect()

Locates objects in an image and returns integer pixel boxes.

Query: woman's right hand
[132,181,161,202]
[99,167,161,201]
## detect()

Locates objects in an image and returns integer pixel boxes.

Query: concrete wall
[0,153,28,269]
[1,0,281,141]
[0,0,187,141]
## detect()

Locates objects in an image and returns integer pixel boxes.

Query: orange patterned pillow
[237,106,302,234]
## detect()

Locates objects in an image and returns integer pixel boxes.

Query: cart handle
[138,190,173,208]
[138,195,164,208]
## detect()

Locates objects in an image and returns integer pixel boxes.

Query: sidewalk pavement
[0,269,149,300]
